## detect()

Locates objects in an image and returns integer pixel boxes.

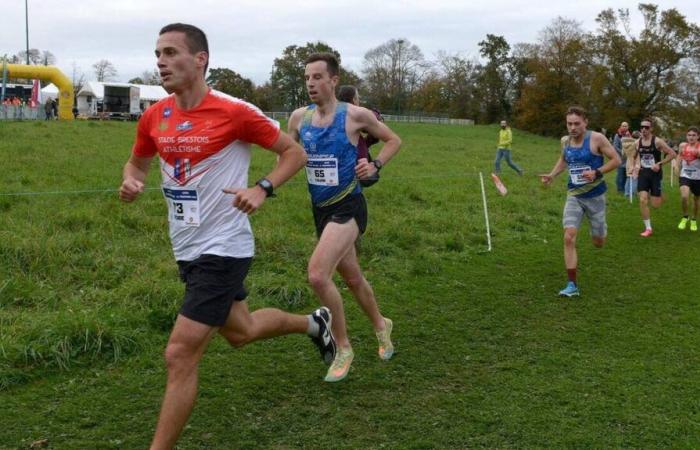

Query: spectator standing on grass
[119,23,336,450]
[539,106,620,297]
[613,121,631,194]
[494,120,523,176]
[288,52,401,382]
[44,99,52,120]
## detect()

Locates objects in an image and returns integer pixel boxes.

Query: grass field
[1,120,699,449]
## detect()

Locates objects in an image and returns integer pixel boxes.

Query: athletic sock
[306,314,319,337]
[567,269,577,284]
[643,219,651,230]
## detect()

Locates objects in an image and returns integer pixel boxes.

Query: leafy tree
[270,42,346,110]
[515,18,594,136]
[362,38,430,113]
[591,4,700,131]
[476,34,512,123]
[92,60,118,82]
[206,68,256,101]
[436,52,481,119]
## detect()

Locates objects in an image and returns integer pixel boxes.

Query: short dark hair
[566,106,587,119]
[641,117,653,127]
[337,85,357,103]
[159,23,209,75]
[688,126,699,134]
[305,52,340,77]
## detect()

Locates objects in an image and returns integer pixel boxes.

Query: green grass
[1,120,699,449]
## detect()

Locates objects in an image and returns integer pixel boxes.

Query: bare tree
[17,49,41,65]
[92,60,118,82]
[362,38,431,113]
[41,51,56,66]
[71,62,86,95]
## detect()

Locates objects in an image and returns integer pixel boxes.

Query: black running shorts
[680,177,700,196]
[312,193,368,238]
[177,254,252,327]
[637,169,663,197]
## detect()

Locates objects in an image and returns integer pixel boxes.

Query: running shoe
[376,318,394,361]
[310,307,336,365]
[691,220,698,232]
[324,347,354,382]
[640,229,653,237]
[678,217,688,230]
[558,282,580,297]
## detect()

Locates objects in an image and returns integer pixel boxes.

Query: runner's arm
[120,155,152,202]
[540,155,567,185]
[594,133,621,174]
[356,107,401,166]
[655,138,677,166]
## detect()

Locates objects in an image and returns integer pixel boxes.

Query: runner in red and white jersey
[119,23,336,450]
[133,89,281,261]
[675,126,700,231]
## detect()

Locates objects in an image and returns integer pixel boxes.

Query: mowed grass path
[1,120,699,449]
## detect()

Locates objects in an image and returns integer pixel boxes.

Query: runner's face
[640,122,652,138]
[155,31,207,93]
[687,131,698,144]
[304,61,338,104]
[566,114,587,138]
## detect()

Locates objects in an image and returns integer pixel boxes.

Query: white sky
[1,0,698,85]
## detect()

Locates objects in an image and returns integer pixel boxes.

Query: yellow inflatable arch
[5,64,74,120]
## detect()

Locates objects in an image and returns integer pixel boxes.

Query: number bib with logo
[681,167,699,180]
[641,154,656,168]
[306,157,339,186]
[163,186,201,227]
[569,164,592,185]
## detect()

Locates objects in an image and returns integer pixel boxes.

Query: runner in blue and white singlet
[564,130,606,198]
[290,52,402,383]
[540,106,620,298]
[300,102,361,207]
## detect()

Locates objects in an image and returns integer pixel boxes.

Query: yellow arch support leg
[6,64,74,120]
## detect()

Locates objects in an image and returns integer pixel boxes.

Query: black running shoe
[310,307,336,365]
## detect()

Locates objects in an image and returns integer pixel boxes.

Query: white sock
[643,219,651,230]
[306,314,319,337]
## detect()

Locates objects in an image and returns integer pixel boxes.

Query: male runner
[630,118,676,237]
[119,24,335,450]
[288,53,401,382]
[676,126,700,231]
[540,106,620,297]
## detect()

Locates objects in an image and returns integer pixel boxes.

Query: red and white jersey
[133,89,280,261]
[679,142,700,180]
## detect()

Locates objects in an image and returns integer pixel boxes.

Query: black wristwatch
[372,159,384,171]
[255,178,275,197]
[594,169,603,180]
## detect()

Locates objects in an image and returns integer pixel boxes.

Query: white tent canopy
[40,83,58,101]
[76,81,168,115]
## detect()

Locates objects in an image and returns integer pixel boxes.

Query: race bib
[641,154,656,168]
[306,157,339,186]
[681,167,699,179]
[569,164,592,185]
[163,186,201,227]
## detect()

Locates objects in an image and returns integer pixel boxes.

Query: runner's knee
[164,342,199,374]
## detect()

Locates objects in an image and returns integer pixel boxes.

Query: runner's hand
[539,174,553,186]
[652,163,661,172]
[355,158,377,179]
[581,170,597,182]
[119,177,144,202]
[222,186,266,215]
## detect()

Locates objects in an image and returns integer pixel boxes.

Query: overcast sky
[2,0,698,85]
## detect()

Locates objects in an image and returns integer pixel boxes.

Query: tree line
[5,4,698,137]
[207,3,700,138]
